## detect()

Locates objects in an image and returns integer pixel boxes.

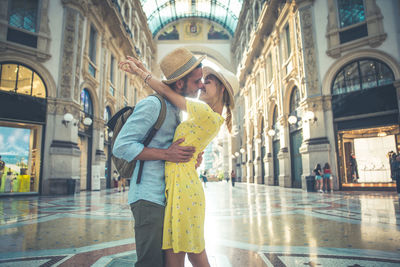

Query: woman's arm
[119,57,187,111]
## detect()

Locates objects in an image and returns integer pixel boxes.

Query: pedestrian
[350,153,359,183]
[391,153,400,198]
[323,163,333,192]
[120,54,236,267]
[313,164,323,193]
[112,170,119,192]
[200,171,208,188]
[113,47,203,267]
[230,170,236,187]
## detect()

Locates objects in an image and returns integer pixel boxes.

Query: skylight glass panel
[140,0,243,36]
[196,0,211,15]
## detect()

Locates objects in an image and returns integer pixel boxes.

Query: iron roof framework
[140,0,243,37]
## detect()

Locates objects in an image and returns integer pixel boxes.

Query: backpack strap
[136,94,167,184]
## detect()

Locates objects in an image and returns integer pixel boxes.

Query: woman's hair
[324,163,330,170]
[209,74,232,133]
[315,163,321,170]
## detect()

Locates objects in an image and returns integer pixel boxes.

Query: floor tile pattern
[0,183,399,266]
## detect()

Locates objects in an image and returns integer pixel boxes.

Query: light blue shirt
[112,95,180,206]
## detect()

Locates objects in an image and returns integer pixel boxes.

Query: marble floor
[0,182,400,267]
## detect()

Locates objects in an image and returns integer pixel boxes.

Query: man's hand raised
[165,138,195,163]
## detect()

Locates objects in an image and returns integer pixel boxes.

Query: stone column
[246,139,254,183]
[46,5,84,195]
[278,116,291,187]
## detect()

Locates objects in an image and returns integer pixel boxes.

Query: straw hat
[203,66,238,109]
[160,48,206,84]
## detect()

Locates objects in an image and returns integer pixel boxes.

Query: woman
[323,163,332,193]
[119,58,236,267]
[313,163,323,193]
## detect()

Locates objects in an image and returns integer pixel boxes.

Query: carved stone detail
[74,14,84,102]
[59,8,77,99]
[299,6,320,96]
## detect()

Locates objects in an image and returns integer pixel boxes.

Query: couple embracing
[113,47,237,267]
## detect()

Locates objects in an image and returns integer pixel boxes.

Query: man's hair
[170,63,202,91]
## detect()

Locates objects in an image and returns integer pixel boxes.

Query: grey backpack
[107,94,166,183]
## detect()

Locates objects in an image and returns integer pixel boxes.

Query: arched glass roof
[140,0,244,37]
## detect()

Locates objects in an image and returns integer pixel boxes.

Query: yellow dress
[162,99,223,253]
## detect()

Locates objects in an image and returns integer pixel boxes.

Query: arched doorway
[332,58,399,189]
[272,106,280,186]
[0,62,47,195]
[289,87,303,188]
[78,89,93,191]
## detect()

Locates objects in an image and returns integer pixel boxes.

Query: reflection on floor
[0,183,400,266]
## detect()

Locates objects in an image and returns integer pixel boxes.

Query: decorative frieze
[299,6,320,96]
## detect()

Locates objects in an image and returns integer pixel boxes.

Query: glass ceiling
[140,0,244,37]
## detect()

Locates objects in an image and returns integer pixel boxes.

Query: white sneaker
[318,190,323,193]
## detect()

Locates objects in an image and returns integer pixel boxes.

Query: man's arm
[135,138,195,162]
[112,96,195,163]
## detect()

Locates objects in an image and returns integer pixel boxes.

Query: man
[350,153,359,183]
[391,153,400,198]
[113,48,205,267]
[231,170,236,187]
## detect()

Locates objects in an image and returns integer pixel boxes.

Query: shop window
[0,63,46,98]
[7,0,39,48]
[80,89,93,116]
[266,54,273,86]
[104,106,111,121]
[331,59,394,96]
[337,0,365,28]
[289,87,300,114]
[326,0,385,58]
[110,55,115,84]
[8,0,38,32]
[0,123,43,194]
[88,25,97,77]
[124,74,128,98]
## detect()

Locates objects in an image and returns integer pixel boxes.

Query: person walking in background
[112,170,119,192]
[391,153,400,198]
[350,153,359,183]
[323,163,333,193]
[313,164,323,193]
[200,171,208,188]
[230,170,236,187]
[118,175,126,192]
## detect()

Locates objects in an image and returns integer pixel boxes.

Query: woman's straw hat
[160,48,205,84]
[203,66,238,109]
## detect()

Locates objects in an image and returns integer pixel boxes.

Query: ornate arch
[322,49,400,96]
[282,79,301,115]
[79,81,99,118]
[0,52,56,98]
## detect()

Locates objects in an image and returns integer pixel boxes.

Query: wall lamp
[288,115,298,125]
[234,152,240,157]
[303,111,317,124]
[267,129,276,137]
[62,113,74,127]
[82,117,93,126]
[240,148,245,154]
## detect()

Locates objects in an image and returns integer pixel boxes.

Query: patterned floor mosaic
[0,183,399,266]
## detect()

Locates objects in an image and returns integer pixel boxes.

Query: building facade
[231,0,400,190]
[0,0,155,195]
